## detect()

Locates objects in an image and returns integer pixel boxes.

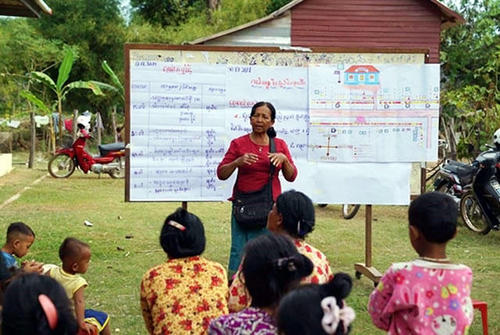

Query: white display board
[126,46,436,204]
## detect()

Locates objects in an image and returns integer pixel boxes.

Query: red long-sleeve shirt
[217,134,297,201]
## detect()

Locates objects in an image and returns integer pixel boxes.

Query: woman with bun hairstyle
[277,272,355,335]
[217,102,298,278]
[209,233,313,334]
[140,208,228,335]
[228,190,333,312]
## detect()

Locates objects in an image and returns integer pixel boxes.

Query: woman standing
[217,102,298,278]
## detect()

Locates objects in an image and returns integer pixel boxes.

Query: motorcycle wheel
[109,157,125,179]
[48,154,75,178]
[343,204,361,220]
[460,192,491,235]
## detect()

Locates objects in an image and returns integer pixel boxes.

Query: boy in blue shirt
[1,222,42,279]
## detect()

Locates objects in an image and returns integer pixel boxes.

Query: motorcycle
[432,159,476,203]
[460,145,500,235]
[317,204,361,220]
[48,124,125,179]
[342,204,360,219]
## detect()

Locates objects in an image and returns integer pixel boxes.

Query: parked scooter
[432,159,475,203]
[460,129,500,234]
[48,116,125,179]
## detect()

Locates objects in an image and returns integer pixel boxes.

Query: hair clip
[276,256,297,272]
[296,220,301,235]
[38,294,58,330]
[168,220,186,231]
[321,296,355,334]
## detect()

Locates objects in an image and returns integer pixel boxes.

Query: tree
[440,0,500,159]
[130,0,205,27]
[30,0,126,117]
[0,19,65,118]
[22,49,117,151]
[266,0,293,13]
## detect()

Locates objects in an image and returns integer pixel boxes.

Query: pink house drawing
[344,65,380,86]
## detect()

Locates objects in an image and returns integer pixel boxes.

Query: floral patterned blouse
[209,307,277,335]
[227,238,333,312]
[140,256,229,334]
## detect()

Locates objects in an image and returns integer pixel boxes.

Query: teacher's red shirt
[217,134,297,201]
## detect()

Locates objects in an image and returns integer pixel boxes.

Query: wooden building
[190,0,464,63]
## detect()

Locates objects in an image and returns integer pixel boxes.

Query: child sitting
[1,222,43,279]
[368,192,473,334]
[44,237,111,335]
[277,272,355,335]
[209,233,314,334]
[2,273,78,335]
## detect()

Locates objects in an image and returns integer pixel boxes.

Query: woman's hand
[268,152,288,167]
[237,153,259,166]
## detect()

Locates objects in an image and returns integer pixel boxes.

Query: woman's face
[267,203,282,232]
[250,105,274,134]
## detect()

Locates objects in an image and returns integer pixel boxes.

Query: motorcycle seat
[443,161,476,183]
[98,142,125,156]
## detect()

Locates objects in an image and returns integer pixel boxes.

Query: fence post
[112,106,118,142]
[28,112,35,168]
[72,109,79,140]
[96,112,102,145]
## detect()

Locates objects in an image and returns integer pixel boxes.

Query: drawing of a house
[344,65,380,85]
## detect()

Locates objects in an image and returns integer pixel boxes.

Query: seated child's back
[368,192,473,334]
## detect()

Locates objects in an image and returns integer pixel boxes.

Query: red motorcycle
[48,125,125,179]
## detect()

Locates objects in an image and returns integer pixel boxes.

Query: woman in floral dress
[140,208,229,334]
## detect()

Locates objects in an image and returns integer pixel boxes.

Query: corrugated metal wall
[291,0,442,63]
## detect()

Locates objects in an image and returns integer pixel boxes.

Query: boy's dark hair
[58,238,89,263]
[242,233,313,309]
[276,190,315,238]
[6,222,35,242]
[408,192,458,243]
[277,273,353,335]
[160,208,206,259]
[2,273,78,335]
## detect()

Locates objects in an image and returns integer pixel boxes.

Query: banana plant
[23,48,118,145]
[102,60,124,103]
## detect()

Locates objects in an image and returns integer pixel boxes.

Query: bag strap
[269,136,276,178]
[234,135,276,196]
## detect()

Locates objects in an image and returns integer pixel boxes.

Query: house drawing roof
[0,0,52,18]
[189,0,464,45]
[345,65,380,73]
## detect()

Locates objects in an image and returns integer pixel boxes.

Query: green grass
[1,153,497,334]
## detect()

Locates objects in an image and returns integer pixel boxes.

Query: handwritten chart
[127,46,436,204]
[130,61,228,200]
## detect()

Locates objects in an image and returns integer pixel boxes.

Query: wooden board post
[354,205,382,285]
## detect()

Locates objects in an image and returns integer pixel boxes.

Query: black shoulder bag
[232,138,276,230]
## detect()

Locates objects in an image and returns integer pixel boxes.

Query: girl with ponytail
[209,233,312,334]
[277,273,355,335]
